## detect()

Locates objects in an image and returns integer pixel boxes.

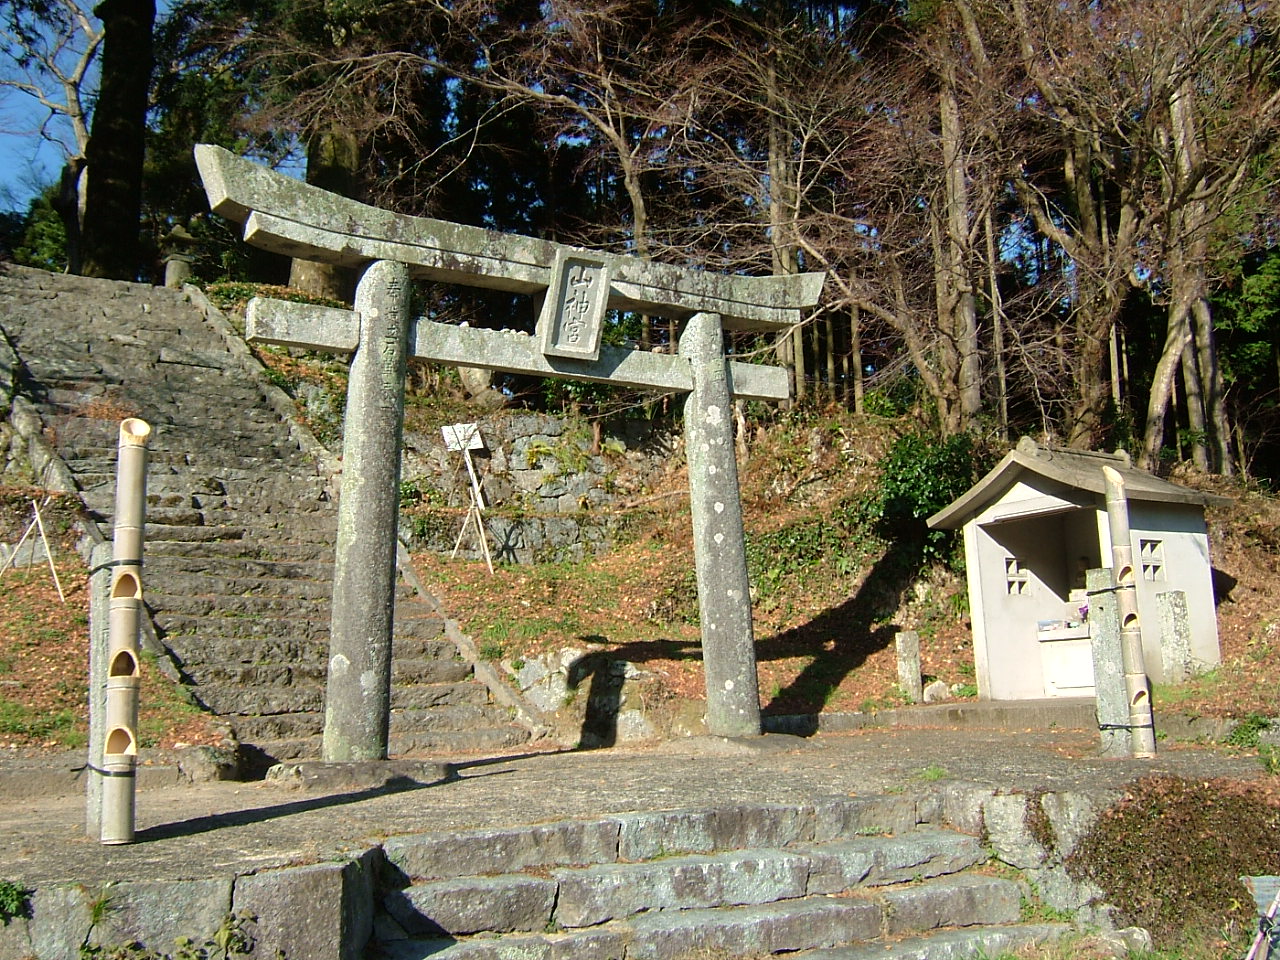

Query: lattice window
[1005,557,1029,595]
[1140,539,1165,582]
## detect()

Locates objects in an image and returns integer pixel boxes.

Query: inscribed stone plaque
[538,249,609,361]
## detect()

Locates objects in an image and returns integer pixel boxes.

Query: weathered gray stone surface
[233,854,376,960]
[800,830,985,894]
[615,804,811,861]
[1157,589,1192,684]
[880,874,1021,934]
[551,850,810,928]
[936,782,997,837]
[680,312,760,737]
[802,923,1069,960]
[323,260,411,762]
[88,879,232,952]
[810,796,926,841]
[1089,567,1129,758]
[896,630,923,703]
[626,898,883,960]
[384,820,621,881]
[379,929,629,960]
[386,875,557,936]
[982,793,1046,869]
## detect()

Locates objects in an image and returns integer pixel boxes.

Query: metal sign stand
[0,497,66,602]
[443,423,494,574]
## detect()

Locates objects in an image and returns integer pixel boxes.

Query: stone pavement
[0,726,1264,888]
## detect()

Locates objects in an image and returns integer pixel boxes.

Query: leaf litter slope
[418,415,1280,726]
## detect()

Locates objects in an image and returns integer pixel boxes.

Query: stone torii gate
[195,145,824,761]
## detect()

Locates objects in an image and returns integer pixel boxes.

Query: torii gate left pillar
[324,261,410,761]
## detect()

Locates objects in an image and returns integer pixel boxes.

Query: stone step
[391,681,489,710]
[140,571,336,600]
[380,799,937,886]
[381,874,1022,950]
[61,450,311,474]
[164,633,454,667]
[78,488,334,517]
[146,554,336,582]
[144,540,334,562]
[146,570,422,603]
[182,658,471,689]
[193,678,490,717]
[379,921,1070,960]
[794,922,1070,959]
[194,683,324,716]
[144,520,335,544]
[389,704,515,734]
[157,610,445,643]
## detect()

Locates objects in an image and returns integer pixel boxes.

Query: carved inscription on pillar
[377,270,408,411]
[538,249,609,362]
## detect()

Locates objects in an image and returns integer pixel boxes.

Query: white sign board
[442,423,484,452]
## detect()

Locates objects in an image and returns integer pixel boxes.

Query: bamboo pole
[100,417,150,844]
[1102,466,1157,758]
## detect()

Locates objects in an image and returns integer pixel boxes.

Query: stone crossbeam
[247,298,790,402]
[197,145,824,332]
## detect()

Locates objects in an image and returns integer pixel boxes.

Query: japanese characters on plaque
[538,249,609,362]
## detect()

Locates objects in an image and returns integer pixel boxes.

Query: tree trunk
[1180,340,1210,471]
[939,75,981,425]
[289,127,362,300]
[1190,296,1232,474]
[849,303,863,413]
[984,209,1007,440]
[79,0,155,281]
[1139,301,1191,470]
[766,49,801,406]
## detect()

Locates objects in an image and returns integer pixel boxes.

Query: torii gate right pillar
[681,312,762,737]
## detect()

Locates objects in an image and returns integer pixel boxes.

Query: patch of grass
[0,696,82,744]
[1223,712,1272,749]
[915,763,949,782]
[1151,668,1222,709]
[0,879,30,924]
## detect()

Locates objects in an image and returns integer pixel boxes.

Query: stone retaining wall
[0,786,1148,960]
[399,412,674,564]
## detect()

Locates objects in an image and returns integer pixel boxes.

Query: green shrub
[868,431,981,564]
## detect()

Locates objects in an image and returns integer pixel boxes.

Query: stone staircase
[372,795,1068,960]
[0,265,528,768]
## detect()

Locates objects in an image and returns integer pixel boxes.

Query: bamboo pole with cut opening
[1102,465,1157,759]
[99,417,150,844]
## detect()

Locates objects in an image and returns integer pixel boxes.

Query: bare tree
[0,0,103,269]
[1136,0,1280,473]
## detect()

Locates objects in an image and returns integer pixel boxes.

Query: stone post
[85,539,113,837]
[1086,567,1128,759]
[323,261,410,762]
[1157,590,1192,684]
[895,630,923,703]
[679,312,761,738]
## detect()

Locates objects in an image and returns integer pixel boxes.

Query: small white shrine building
[927,437,1228,701]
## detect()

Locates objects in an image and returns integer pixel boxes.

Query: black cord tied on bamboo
[88,557,143,576]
